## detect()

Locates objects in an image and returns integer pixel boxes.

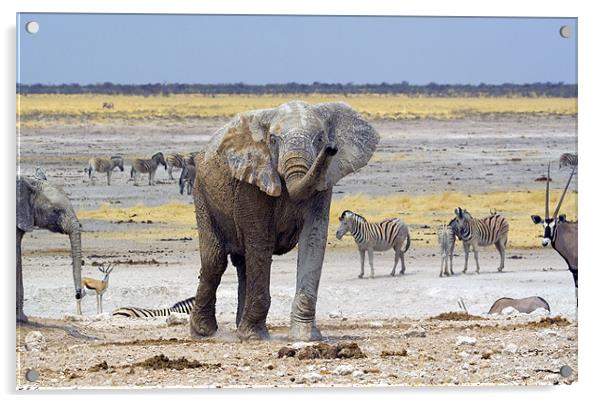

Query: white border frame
[3,1,600,401]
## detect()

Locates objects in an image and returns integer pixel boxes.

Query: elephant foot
[236,322,270,341]
[289,321,322,341]
[17,312,29,323]
[190,315,218,339]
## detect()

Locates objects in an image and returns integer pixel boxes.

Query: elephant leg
[16,229,28,323]
[290,190,332,341]
[237,245,272,341]
[190,238,227,339]
[358,249,365,278]
[230,254,246,327]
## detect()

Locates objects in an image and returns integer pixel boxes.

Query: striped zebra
[438,223,456,277]
[335,210,411,279]
[166,153,186,180]
[449,207,509,274]
[179,164,196,195]
[112,297,195,318]
[559,153,577,169]
[85,156,124,186]
[130,152,167,186]
[185,151,201,166]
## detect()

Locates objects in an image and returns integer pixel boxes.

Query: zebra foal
[85,156,124,185]
[449,207,509,273]
[336,210,411,279]
[112,297,195,318]
[130,152,167,186]
[438,224,456,277]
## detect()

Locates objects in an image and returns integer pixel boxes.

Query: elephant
[190,100,379,341]
[16,175,83,322]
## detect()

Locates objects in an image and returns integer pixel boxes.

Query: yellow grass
[78,190,577,249]
[17,94,577,128]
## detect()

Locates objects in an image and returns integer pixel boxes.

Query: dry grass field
[17,94,577,128]
[76,190,576,248]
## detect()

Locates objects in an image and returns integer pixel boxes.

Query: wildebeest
[488,296,550,314]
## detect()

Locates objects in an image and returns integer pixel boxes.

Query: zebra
[112,297,195,318]
[335,210,411,279]
[166,153,187,180]
[85,156,124,186]
[449,207,509,273]
[130,152,167,186]
[185,151,201,166]
[438,223,456,277]
[559,153,577,170]
[179,164,196,195]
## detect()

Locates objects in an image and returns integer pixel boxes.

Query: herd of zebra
[84,151,201,195]
[112,152,577,318]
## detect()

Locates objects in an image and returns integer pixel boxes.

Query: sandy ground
[16,116,578,388]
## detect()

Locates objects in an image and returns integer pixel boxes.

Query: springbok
[81,264,115,314]
[531,164,578,300]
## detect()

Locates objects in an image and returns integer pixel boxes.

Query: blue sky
[16,14,577,85]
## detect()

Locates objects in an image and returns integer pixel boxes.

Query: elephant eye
[312,135,324,150]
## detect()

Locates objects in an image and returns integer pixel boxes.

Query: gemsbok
[531,164,578,300]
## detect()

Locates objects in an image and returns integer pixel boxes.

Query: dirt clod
[134,354,221,371]
[278,341,366,360]
[430,312,486,321]
[381,349,408,357]
[89,361,109,372]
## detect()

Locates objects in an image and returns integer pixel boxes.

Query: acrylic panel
[16,13,577,389]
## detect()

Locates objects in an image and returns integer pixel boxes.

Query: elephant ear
[16,178,35,232]
[206,109,282,197]
[314,102,379,191]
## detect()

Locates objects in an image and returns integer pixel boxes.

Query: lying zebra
[449,207,509,273]
[112,296,195,318]
[85,156,124,186]
[336,210,411,279]
[130,152,167,186]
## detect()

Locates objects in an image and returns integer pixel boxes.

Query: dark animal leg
[190,236,227,339]
[16,228,28,323]
[230,254,246,327]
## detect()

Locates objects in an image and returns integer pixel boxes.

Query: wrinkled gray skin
[487,296,550,314]
[16,176,83,322]
[191,101,379,341]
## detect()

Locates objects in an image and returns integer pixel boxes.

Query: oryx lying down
[488,296,550,314]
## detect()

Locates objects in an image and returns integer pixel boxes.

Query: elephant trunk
[68,230,83,303]
[286,144,337,201]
